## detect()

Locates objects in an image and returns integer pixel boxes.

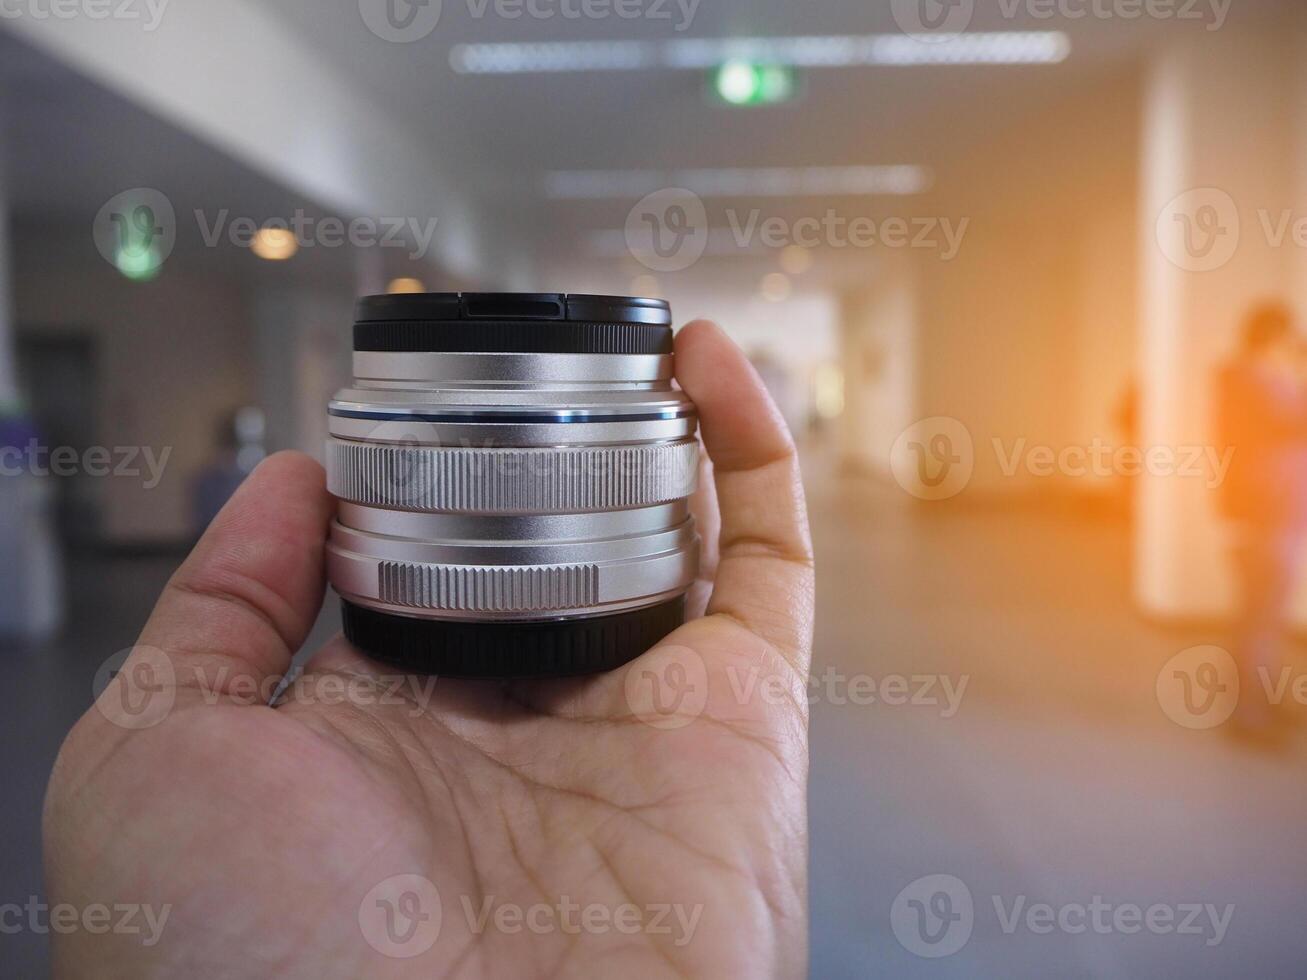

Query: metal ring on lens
[353,352,673,387]
[326,437,699,514]
[326,518,697,619]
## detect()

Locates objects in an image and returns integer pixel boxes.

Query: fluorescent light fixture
[451,40,654,74]
[588,228,822,258]
[547,165,931,200]
[868,33,1071,65]
[451,32,1070,74]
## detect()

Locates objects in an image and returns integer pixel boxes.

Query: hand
[43,320,816,979]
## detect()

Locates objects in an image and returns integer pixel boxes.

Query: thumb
[94,452,334,726]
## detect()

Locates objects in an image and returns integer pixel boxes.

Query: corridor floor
[807,469,1307,978]
[4,463,1305,977]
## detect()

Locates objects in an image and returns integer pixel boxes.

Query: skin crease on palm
[42,319,816,979]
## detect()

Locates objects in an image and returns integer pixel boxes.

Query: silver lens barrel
[324,293,700,677]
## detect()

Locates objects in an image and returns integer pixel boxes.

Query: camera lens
[325,292,701,677]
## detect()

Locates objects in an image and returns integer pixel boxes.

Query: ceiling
[261,0,1296,276]
[260,0,1290,186]
[0,0,1297,289]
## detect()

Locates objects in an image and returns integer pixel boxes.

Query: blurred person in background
[1215,302,1307,733]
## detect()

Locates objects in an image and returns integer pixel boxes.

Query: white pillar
[1135,29,1297,618]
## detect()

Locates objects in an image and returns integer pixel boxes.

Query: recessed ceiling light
[251,227,298,261]
[760,272,792,302]
[780,245,814,275]
[387,277,427,294]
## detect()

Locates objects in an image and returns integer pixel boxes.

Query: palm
[45,322,814,979]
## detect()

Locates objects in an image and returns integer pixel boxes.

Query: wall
[911,72,1141,497]
[12,224,256,543]
[839,252,916,476]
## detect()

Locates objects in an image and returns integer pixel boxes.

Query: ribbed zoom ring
[327,438,699,513]
[379,560,599,612]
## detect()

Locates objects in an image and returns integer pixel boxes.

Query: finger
[124,451,334,705]
[686,449,720,618]
[674,320,815,671]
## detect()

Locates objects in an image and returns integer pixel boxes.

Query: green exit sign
[711,60,797,106]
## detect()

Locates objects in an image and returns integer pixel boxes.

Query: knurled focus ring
[326,438,699,513]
